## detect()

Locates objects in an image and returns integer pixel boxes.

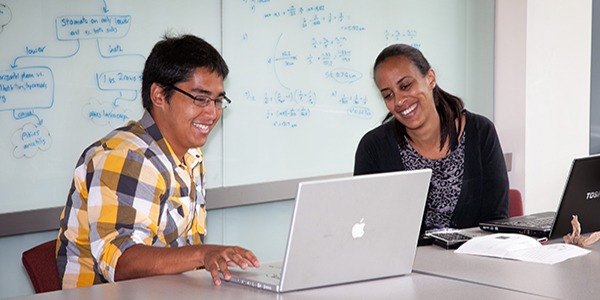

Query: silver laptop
[221,169,432,292]
[480,154,600,239]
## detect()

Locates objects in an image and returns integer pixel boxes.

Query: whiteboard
[221,0,494,186]
[0,0,221,214]
[0,0,494,214]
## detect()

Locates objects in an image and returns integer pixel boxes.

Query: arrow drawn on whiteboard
[113,91,137,107]
[102,0,109,13]
[13,109,43,125]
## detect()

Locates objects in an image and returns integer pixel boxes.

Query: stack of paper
[454,233,590,264]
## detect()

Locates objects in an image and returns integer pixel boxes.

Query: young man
[56,34,259,289]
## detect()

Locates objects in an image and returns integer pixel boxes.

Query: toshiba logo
[586,191,600,200]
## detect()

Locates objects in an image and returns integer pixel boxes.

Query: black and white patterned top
[399,132,466,229]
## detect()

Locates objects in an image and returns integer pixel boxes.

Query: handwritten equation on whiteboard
[233,1,421,129]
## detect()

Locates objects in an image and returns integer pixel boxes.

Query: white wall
[495,0,527,201]
[495,0,592,214]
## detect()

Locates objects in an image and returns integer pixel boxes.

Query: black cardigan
[354,110,509,231]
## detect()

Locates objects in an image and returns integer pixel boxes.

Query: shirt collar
[138,110,203,169]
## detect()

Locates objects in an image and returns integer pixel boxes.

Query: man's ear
[150,83,167,109]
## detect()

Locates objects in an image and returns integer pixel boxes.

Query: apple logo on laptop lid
[352,218,366,239]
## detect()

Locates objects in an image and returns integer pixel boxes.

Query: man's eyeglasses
[169,85,231,110]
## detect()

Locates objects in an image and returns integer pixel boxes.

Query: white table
[13,270,551,300]
[414,233,600,299]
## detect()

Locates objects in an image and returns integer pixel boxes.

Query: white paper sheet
[454,233,590,264]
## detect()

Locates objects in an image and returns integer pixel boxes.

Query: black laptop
[480,155,600,240]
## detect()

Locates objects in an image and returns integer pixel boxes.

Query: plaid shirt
[56,111,207,288]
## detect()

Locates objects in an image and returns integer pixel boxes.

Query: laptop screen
[479,155,600,240]
[550,155,600,239]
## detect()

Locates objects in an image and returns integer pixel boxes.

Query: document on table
[454,233,590,264]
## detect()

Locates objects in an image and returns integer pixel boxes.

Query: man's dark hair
[141,34,229,112]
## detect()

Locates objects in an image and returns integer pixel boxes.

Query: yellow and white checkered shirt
[56,111,207,288]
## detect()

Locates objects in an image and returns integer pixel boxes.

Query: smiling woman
[354,43,509,235]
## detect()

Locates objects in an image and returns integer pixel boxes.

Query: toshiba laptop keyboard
[479,212,556,238]
[495,215,554,228]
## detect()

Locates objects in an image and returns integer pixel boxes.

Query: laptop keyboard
[425,230,476,249]
[264,262,282,280]
[499,216,554,228]
[431,232,472,242]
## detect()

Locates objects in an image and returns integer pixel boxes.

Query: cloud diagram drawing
[11,122,52,158]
